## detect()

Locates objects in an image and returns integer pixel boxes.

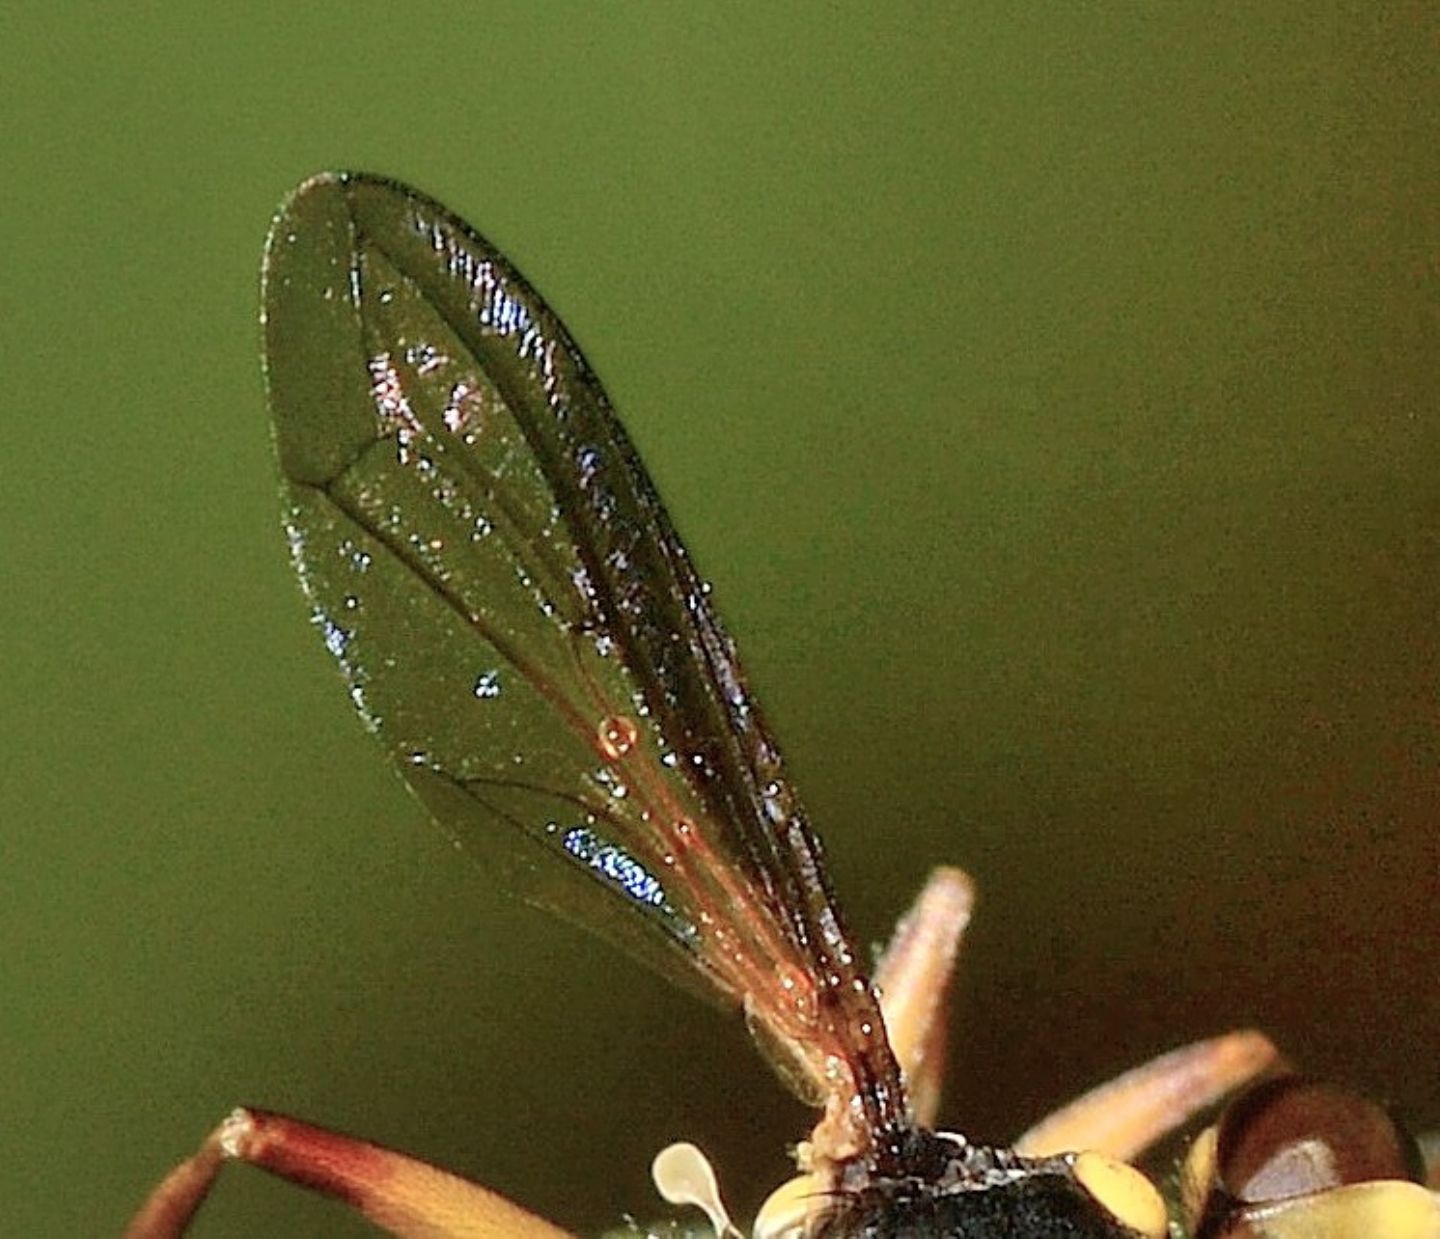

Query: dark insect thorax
[813,1132,1141,1239]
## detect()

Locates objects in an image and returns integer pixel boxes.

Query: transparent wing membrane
[262,173,905,1157]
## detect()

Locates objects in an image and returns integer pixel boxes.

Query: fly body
[125,173,1439,1239]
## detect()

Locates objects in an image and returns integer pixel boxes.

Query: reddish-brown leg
[125,1108,577,1239]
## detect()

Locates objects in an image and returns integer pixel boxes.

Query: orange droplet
[596,714,638,760]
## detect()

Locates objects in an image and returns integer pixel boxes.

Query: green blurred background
[3,5,1437,1235]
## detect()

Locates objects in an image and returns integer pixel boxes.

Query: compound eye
[1214,1077,1424,1204]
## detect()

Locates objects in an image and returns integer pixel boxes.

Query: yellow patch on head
[1072,1151,1168,1239]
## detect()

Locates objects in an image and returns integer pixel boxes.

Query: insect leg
[870,865,974,1128]
[1014,1028,1278,1161]
[125,1108,577,1239]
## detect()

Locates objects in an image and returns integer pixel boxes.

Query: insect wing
[261,174,903,1148]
